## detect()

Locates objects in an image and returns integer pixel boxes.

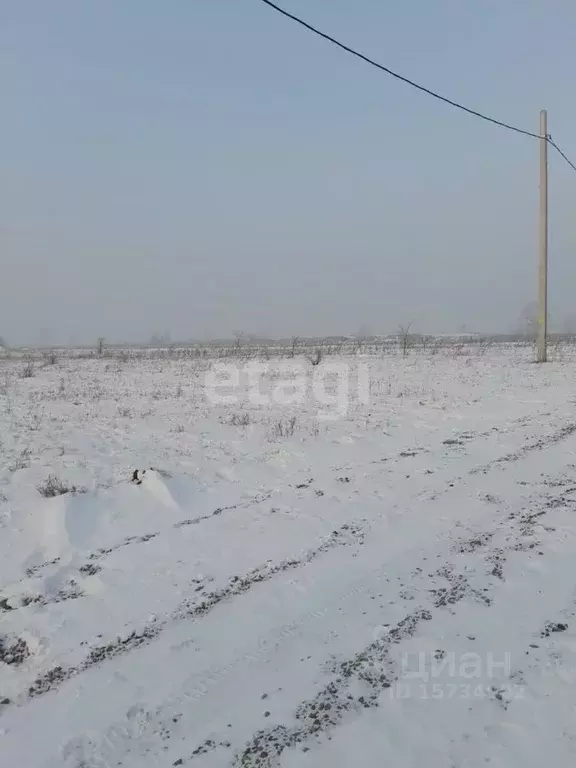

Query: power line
[260,1,576,175]
[259,0,541,139]
[260,0,576,174]
[259,0,575,366]
[549,138,576,174]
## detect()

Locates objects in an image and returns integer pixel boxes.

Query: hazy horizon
[1,0,575,346]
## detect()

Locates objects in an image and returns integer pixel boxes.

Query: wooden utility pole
[537,109,548,362]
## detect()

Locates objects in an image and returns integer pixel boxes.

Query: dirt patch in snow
[0,636,30,666]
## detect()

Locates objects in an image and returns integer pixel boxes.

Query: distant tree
[519,302,539,339]
[289,336,300,358]
[398,322,415,356]
[150,331,171,346]
[563,313,576,335]
[355,324,372,339]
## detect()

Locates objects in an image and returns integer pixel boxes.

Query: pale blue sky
[1,0,575,344]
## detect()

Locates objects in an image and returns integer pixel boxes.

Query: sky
[1,0,575,345]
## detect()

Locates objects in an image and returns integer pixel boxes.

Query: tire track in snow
[2,406,542,611]
[4,416,574,735]
[0,408,552,596]
[65,464,576,768]
[469,423,576,475]
[0,492,273,610]
[16,522,366,703]
[10,422,576,707]
[182,468,576,766]
[232,608,434,768]
[0,409,558,612]
[422,422,576,500]
[229,569,495,766]
[86,491,273,564]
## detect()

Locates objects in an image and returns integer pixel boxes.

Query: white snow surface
[1,347,576,767]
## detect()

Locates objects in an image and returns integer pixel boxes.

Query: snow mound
[2,471,194,606]
[132,469,179,509]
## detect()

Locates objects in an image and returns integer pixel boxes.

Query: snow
[1,345,576,767]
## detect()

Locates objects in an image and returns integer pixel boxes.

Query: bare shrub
[233,331,244,356]
[308,348,323,366]
[398,323,415,357]
[268,415,297,441]
[37,474,86,498]
[44,351,58,365]
[450,341,468,358]
[419,335,434,353]
[0,374,11,396]
[308,423,320,439]
[29,413,42,431]
[21,360,35,379]
[229,412,251,427]
[548,335,566,361]
[290,336,300,358]
[476,337,493,356]
[9,448,31,471]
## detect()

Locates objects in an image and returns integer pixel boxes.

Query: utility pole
[537,109,548,362]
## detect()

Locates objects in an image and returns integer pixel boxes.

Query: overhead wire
[259,0,576,173]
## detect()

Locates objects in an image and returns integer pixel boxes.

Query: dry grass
[268,416,298,441]
[228,412,252,427]
[20,361,35,379]
[37,475,87,498]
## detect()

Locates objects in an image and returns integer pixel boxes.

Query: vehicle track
[33,455,576,768]
[13,522,367,704]
[5,419,576,709]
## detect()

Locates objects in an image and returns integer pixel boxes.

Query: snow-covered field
[1,345,576,767]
